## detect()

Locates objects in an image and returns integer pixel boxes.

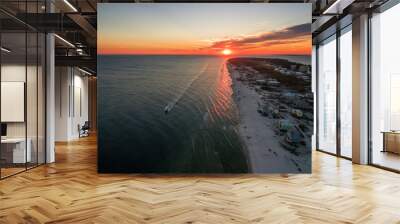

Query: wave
[164,63,209,114]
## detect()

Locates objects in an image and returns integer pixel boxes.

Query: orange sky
[99,37,311,56]
[98,4,311,56]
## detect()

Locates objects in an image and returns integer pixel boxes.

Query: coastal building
[255,79,267,85]
[266,78,280,86]
[0,0,399,223]
[298,65,309,73]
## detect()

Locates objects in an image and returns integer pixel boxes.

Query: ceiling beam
[55,55,96,72]
[322,0,356,14]
[67,13,97,46]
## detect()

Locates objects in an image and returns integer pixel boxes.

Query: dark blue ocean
[97,55,310,173]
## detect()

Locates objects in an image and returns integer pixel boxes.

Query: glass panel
[317,35,337,154]
[339,27,352,158]
[0,1,46,178]
[38,33,45,165]
[26,0,39,169]
[371,4,400,171]
[1,31,27,177]
[27,31,38,169]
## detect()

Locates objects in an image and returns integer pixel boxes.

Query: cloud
[204,23,311,50]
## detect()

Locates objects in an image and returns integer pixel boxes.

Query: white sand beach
[228,63,310,173]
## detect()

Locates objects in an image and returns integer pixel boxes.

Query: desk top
[1,138,28,143]
[381,131,400,134]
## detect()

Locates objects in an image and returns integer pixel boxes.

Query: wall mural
[98,3,313,173]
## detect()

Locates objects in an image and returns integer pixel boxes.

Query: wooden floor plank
[0,135,400,223]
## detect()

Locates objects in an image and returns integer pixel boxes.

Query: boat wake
[164,63,209,114]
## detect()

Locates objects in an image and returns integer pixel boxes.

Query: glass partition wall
[316,25,353,159]
[370,2,400,171]
[0,31,27,177]
[339,26,352,159]
[0,4,46,179]
[317,35,337,154]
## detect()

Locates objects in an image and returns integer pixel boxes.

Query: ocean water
[98,55,310,173]
[98,55,248,173]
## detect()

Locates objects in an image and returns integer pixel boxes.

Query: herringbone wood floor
[1,135,400,224]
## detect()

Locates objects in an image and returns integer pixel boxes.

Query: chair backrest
[82,121,90,129]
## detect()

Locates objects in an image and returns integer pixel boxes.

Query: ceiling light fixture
[54,34,75,48]
[1,47,11,53]
[76,48,85,55]
[63,0,78,12]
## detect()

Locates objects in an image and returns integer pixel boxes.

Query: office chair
[79,121,90,138]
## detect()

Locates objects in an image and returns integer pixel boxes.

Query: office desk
[1,138,31,163]
[382,131,400,154]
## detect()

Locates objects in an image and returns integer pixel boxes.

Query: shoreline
[226,59,311,173]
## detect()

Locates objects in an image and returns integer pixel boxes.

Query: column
[352,14,369,164]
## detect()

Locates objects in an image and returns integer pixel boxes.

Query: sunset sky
[98,4,311,56]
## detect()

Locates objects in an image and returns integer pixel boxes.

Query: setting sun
[98,5,312,56]
[222,49,232,55]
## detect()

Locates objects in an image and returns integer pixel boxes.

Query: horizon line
[97,53,312,56]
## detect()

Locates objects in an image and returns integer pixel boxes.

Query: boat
[164,103,173,114]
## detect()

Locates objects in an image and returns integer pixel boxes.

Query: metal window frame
[315,0,400,173]
[0,0,48,180]
[315,22,353,161]
[367,0,400,173]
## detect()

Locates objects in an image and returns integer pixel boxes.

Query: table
[381,131,400,154]
[1,138,31,163]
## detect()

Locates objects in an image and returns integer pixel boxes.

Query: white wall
[1,65,26,141]
[72,73,89,138]
[55,67,89,141]
[1,63,46,164]
[1,65,36,138]
[55,67,71,141]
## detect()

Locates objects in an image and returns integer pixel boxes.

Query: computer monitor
[1,123,7,137]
